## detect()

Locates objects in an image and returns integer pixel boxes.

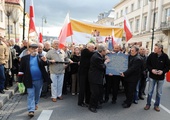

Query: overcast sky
[25,0,119,36]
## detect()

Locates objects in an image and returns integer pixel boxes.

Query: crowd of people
[0,36,170,117]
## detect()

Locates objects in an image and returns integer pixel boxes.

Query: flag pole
[68,11,73,44]
[27,19,30,49]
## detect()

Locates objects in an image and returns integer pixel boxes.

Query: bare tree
[4,4,14,40]
[11,8,20,41]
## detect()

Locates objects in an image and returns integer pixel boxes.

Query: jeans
[0,65,5,90]
[134,79,140,101]
[146,78,164,107]
[51,74,64,98]
[27,80,43,112]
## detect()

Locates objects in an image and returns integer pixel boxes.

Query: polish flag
[29,0,36,33]
[58,13,73,48]
[124,15,132,41]
[39,32,43,43]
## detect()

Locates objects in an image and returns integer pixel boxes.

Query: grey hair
[155,43,163,50]
[131,46,139,52]
[86,43,95,48]
[97,43,107,52]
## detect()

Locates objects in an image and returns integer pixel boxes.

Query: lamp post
[23,0,26,40]
[42,16,47,37]
[149,0,156,52]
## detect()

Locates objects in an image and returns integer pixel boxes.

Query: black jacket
[18,55,51,88]
[88,52,106,85]
[123,54,142,82]
[79,48,94,74]
[147,52,170,80]
[70,55,80,74]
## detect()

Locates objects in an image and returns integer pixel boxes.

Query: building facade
[5,0,29,43]
[114,0,170,55]
[96,9,115,26]
[0,0,6,36]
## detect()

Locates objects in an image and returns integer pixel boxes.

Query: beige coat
[0,41,9,65]
[46,49,69,74]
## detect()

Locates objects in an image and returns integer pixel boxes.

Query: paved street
[1,81,170,120]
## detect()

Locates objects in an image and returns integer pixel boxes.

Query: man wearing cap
[0,36,9,94]
[144,43,170,112]
[18,43,50,117]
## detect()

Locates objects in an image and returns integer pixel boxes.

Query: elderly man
[88,43,109,113]
[120,46,142,108]
[43,41,52,52]
[144,43,170,112]
[105,44,123,104]
[46,40,71,102]
[0,36,9,94]
[18,43,50,117]
[38,43,46,56]
[9,39,21,86]
[20,39,28,53]
[134,47,147,104]
[78,43,95,107]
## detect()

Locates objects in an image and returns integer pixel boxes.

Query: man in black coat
[144,43,170,112]
[78,43,95,107]
[88,44,110,113]
[120,46,142,108]
[18,44,50,117]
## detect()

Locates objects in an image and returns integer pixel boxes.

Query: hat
[29,44,38,48]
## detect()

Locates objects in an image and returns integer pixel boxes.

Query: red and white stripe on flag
[29,0,36,33]
[58,13,73,48]
[124,15,132,41]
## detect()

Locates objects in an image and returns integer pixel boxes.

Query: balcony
[160,21,170,36]
[161,22,170,30]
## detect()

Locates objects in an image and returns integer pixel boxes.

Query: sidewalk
[0,83,18,108]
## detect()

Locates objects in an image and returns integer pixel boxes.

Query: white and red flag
[29,0,36,33]
[124,15,132,41]
[58,13,73,48]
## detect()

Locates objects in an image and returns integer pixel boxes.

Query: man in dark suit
[104,44,122,104]
[120,46,142,108]
[88,44,110,113]
[78,43,95,107]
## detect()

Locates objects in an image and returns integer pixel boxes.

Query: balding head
[139,47,146,55]
[87,43,95,52]
[52,40,59,50]
[113,44,121,53]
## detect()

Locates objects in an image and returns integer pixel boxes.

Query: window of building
[165,8,170,22]
[135,19,139,32]
[116,12,119,19]
[111,22,114,26]
[143,16,147,30]
[144,0,148,6]
[130,21,133,32]
[0,10,3,22]
[131,3,134,12]
[138,0,141,9]
[125,7,128,14]
[121,10,123,17]
[7,25,13,34]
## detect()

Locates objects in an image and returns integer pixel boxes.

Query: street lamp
[23,0,26,40]
[149,0,156,52]
[42,16,47,36]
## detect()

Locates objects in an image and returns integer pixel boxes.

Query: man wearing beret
[18,43,50,117]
